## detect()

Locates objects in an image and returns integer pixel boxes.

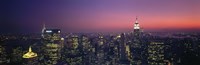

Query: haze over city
[1,0,200,33]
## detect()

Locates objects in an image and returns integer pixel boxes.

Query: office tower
[64,34,82,65]
[118,33,130,64]
[130,17,142,65]
[133,17,141,48]
[81,35,93,65]
[107,35,119,65]
[81,35,91,52]
[148,42,166,65]
[71,34,79,49]
[42,28,62,65]
[96,34,107,65]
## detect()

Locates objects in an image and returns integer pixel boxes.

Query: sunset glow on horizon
[1,0,200,33]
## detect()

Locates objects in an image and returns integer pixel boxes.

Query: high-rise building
[64,34,82,65]
[148,42,166,65]
[130,17,142,65]
[80,35,94,65]
[118,33,130,64]
[133,17,141,48]
[42,24,62,65]
[81,35,91,52]
[107,35,120,65]
[96,34,107,65]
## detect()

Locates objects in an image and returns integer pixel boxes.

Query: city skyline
[1,1,200,65]
[1,0,200,33]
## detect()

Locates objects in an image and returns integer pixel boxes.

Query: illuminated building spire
[42,22,46,38]
[23,46,37,58]
[42,22,46,33]
[134,17,140,30]
[29,46,32,52]
[136,16,138,23]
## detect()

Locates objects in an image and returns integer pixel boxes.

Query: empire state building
[134,17,140,34]
[130,17,143,65]
[133,17,141,48]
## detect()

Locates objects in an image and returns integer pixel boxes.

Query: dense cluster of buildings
[0,18,200,65]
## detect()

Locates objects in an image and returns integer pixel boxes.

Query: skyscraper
[80,35,94,65]
[42,25,62,65]
[130,17,142,65]
[133,17,141,48]
[95,34,107,65]
[148,42,166,65]
[119,33,130,64]
[63,34,83,65]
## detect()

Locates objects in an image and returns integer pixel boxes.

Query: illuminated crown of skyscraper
[134,17,140,30]
[22,46,37,58]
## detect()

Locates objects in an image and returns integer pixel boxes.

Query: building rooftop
[22,46,37,58]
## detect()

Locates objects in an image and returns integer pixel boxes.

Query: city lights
[1,0,200,65]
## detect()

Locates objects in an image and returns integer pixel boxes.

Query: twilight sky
[1,0,200,33]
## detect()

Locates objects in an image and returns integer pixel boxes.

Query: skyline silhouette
[1,0,200,33]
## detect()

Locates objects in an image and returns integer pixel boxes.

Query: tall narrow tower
[41,22,46,38]
[130,17,142,65]
[134,17,140,33]
[133,17,141,48]
[133,17,141,45]
[43,29,62,65]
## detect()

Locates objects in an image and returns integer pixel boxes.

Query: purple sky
[1,0,200,33]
